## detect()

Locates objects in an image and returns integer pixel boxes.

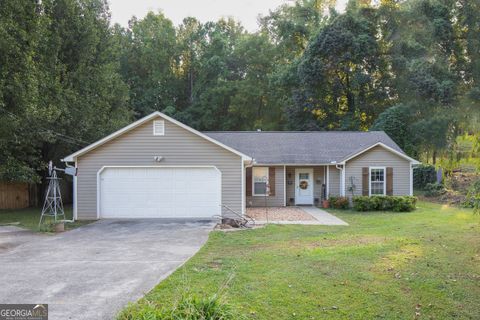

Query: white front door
[295,168,314,205]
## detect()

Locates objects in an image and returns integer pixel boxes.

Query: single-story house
[62,111,420,220]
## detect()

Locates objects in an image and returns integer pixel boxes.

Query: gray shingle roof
[204,131,405,164]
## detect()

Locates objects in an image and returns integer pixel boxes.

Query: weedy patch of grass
[0,206,92,232]
[120,201,480,319]
[118,274,244,320]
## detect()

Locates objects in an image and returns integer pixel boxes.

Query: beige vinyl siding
[328,165,341,197]
[76,115,242,220]
[247,166,284,207]
[344,145,411,197]
[285,166,326,206]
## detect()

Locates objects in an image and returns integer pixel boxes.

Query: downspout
[335,163,345,197]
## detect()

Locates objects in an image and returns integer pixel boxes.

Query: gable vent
[153,120,165,136]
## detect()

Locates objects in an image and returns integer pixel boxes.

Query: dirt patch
[419,171,479,205]
[417,192,465,205]
[247,207,316,221]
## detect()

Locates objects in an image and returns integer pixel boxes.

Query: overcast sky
[108,0,348,31]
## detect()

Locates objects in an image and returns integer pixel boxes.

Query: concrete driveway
[0,219,215,319]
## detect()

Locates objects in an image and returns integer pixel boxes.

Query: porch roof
[204,131,405,164]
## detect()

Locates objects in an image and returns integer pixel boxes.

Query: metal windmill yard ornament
[39,161,65,226]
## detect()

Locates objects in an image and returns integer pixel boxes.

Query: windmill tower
[39,161,65,226]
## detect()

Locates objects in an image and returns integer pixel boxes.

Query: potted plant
[322,199,330,208]
[53,221,65,233]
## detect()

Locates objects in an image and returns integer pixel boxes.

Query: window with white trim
[153,120,165,136]
[370,167,386,195]
[253,167,269,196]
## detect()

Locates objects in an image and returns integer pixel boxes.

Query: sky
[108,0,348,31]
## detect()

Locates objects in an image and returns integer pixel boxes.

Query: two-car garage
[65,112,246,220]
[98,167,221,219]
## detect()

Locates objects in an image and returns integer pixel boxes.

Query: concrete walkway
[0,219,215,320]
[300,206,349,225]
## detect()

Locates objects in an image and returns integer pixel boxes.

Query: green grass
[0,206,92,232]
[119,201,480,319]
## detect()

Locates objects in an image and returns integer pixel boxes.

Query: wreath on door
[299,181,308,190]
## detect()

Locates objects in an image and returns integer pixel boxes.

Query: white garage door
[99,167,221,218]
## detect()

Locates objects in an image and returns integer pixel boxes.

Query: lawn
[119,201,480,319]
[0,206,91,232]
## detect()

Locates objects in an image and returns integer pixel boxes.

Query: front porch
[246,165,339,208]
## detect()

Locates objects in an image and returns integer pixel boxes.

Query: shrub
[413,164,437,189]
[329,196,350,209]
[463,179,480,214]
[352,196,417,212]
[424,182,446,197]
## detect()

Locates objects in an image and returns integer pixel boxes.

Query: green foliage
[1,0,480,184]
[290,8,390,130]
[352,196,417,212]
[371,104,415,155]
[0,0,130,183]
[424,183,446,197]
[463,179,480,214]
[119,293,241,320]
[328,196,350,209]
[413,164,437,189]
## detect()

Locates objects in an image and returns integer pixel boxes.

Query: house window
[153,120,165,136]
[253,167,269,196]
[370,167,386,195]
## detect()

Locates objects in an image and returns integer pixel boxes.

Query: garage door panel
[99,167,220,218]
[189,179,218,191]
[187,193,220,204]
[174,180,190,191]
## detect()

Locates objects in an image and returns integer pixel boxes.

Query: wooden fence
[0,182,32,209]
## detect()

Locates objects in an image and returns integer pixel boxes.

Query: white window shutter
[153,120,165,136]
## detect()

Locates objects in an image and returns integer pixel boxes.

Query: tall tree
[0,0,43,181]
[288,5,390,130]
[119,11,177,117]
[0,0,131,183]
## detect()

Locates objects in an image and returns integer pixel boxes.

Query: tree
[0,0,43,182]
[119,11,177,117]
[0,0,131,183]
[371,104,416,156]
[289,6,391,130]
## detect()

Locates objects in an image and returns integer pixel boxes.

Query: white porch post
[326,165,330,199]
[409,163,413,196]
[283,165,286,206]
[241,160,245,215]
